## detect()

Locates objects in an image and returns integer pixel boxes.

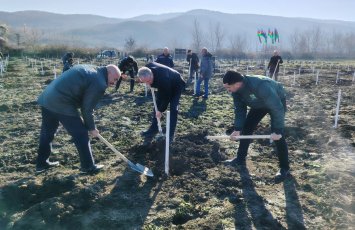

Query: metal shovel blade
[97,134,154,177]
[128,161,154,177]
[135,163,154,177]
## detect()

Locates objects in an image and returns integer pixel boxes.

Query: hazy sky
[1,0,354,22]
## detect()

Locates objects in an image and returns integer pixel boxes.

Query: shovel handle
[150,88,163,133]
[206,134,279,140]
[97,134,129,164]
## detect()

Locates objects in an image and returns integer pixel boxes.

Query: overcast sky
[1,0,354,22]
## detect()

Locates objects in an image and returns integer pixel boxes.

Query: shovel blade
[135,163,154,177]
[127,161,154,177]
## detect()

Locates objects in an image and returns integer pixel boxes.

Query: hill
[1,9,355,49]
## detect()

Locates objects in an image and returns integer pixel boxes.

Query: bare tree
[124,36,136,53]
[208,22,216,52]
[214,22,225,53]
[0,24,8,38]
[207,21,225,54]
[289,30,300,54]
[191,18,203,52]
[26,27,42,49]
[343,32,355,57]
[329,31,344,56]
[229,34,247,54]
[0,24,8,49]
[309,26,323,55]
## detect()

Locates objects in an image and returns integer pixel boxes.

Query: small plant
[172,201,195,225]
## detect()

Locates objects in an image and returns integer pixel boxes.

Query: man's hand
[121,74,128,80]
[89,129,99,138]
[230,131,240,141]
[270,133,282,140]
[156,111,162,120]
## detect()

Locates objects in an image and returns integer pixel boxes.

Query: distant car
[97,50,117,59]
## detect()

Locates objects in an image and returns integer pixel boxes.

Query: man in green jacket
[222,70,290,182]
[36,64,121,174]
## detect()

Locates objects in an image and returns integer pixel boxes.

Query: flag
[257,29,262,43]
[274,28,279,42]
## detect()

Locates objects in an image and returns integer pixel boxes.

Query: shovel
[206,134,282,142]
[97,134,154,177]
[150,88,165,139]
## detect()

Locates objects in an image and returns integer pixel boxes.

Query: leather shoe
[36,160,60,173]
[80,164,104,174]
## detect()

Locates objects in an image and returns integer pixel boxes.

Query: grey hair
[138,67,153,79]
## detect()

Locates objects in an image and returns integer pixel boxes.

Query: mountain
[0,10,123,31]
[1,9,355,49]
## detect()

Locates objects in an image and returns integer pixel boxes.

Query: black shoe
[142,137,153,147]
[80,164,104,174]
[36,160,60,173]
[140,129,158,138]
[274,168,290,182]
[224,157,246,167]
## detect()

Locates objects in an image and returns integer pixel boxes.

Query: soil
[0,58,354,229]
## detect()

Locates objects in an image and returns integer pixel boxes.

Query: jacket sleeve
[233,94,247,131]
[156,88,171,112]
[186,55,191,63]
[170,58,174,68]
[119,60,125,72]
[255,81,285,133]
[279,56,283,64]
[80,83,106,130]
[133,61,138,74]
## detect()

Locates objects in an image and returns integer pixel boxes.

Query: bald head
[138,67,153,85]
[163,47,169,56]
[106,64,121,87]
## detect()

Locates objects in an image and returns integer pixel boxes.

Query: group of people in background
[38,48,289,182]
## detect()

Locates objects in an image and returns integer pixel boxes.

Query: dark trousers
[37,107,95,169]
[269,69,279,81]
[115,70,135,92]
[148,89,183,141]
[187,68,198,85]
[237,108,289,170]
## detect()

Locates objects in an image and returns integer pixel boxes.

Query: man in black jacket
[155,47,174,68]
[138,62,185,143]
[115,55,139,93]
[186,49,199,85]
[62,52,74,73]
[267,50,283,81]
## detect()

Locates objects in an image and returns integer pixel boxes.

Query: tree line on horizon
[1,19,355,60]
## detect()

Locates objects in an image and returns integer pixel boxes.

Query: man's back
[38,65,107,117]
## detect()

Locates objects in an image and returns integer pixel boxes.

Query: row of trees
[190,19,355,59]
[1,20,355,59]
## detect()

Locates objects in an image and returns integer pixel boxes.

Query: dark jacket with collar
[200,52,213,78]
[268,55,283,72]
[155,53,174,68]
[186,52,199,70]
[119,56,138,74]
[146,62,185,112]
[37,64,108,130]
[231,75,287,133]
